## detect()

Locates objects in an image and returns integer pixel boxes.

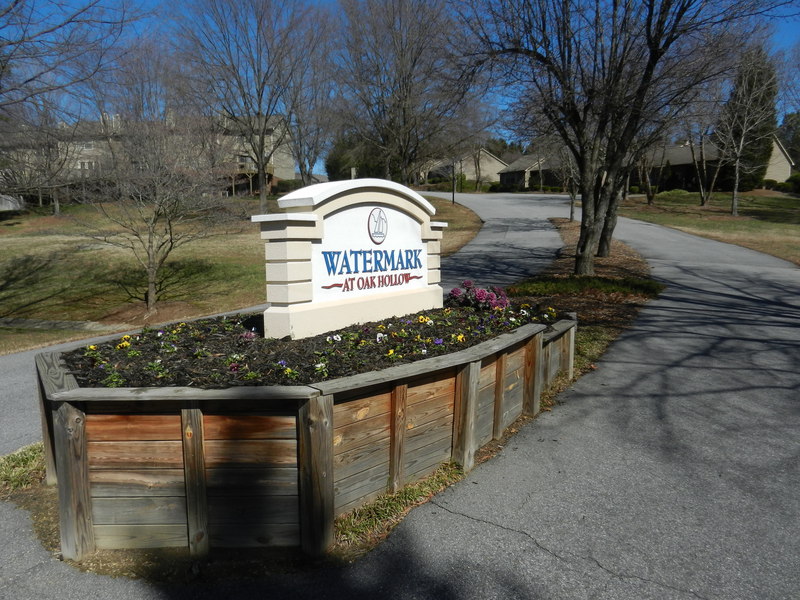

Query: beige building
[763,137,795,183]
[426,148,508,184]
[1,115,296,198]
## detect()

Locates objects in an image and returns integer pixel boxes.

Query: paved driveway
[1,193,798,599]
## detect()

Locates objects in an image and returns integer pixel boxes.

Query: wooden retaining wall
[36,318,576,561]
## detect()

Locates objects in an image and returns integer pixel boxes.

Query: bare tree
[714,45,778,215]
[466,0,785,275]
[283,6,336,185]
[177,0,311,211]
[681,78,728,206]
[0,0,128,112]
[81,40,240,316]
[336,0,487,185]
[0,92,82,213]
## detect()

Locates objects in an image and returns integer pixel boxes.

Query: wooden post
[36,352,80,485]
[37,376,58,486]
[297,393,334,557]
[181,403,209,557]
[389,383,408,492]
[53,401,94,561]
[452,360,480,472]
[563,324,576,379]
[492,353,507,440]
[523,332,544,416]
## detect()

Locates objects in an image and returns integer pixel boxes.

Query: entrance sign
[252,179,447,339]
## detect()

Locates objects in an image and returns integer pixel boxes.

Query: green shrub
[763,179,778,190]
[629,185,640,194]
[275,179,304,195]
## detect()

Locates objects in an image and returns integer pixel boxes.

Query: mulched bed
[64,293,561,389]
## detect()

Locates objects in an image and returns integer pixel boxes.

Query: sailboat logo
[368,208,388,245]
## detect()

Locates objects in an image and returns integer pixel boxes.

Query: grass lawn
[619,189,800,266]
[0,196,480,355]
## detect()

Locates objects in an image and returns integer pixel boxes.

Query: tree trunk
[574,179,600,275]
[52,187,60,216]
[731,158,740,216]
[597,188,622,258]
[146,265,158,316]
[258,167,268,213]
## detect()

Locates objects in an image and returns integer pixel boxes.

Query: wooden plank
[332,413,390,457]
[502,372,524,430]
[493,353,507,440]
[204,439,297,467]
[406,394,454,428]
[333,392,391,424]
[505,345,525,375]
[333,462,391,513]
[203,414,296,440]
[206,467,298,496]
[85,414,181,441]
[209,523,300,547]
[389,383,407,493]
[405,414,453,454]
[89,469,185,497]
[404,436,452,484]
[336,487,387,517]
[36,372,58,486]
[92,497,187,525]
[36,352,81,486]
[479,357,496,389]
[53,401,94,560]
[406,371,456,405]
[87,399,298,415]
[94,524,188,549]
[333,437,390,481]
[523,332,543,416]
[182,404,208,557]
[297,393,334,556]
[35,352,79,400]
[52,384,319,403]
[564,325,576,379]
[207,495,299,524]
[87,441,184,469]
[311,323,549,396]
[452,360,480,471]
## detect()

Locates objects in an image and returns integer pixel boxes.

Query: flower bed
[36,287,576,562]
[61,283,555,389]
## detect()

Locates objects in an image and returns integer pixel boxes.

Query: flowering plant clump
[446,280,510,311]
[64,286,560,389]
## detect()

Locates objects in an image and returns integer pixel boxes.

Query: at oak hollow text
[325,272,423,292]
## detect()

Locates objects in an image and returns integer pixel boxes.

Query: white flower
[333,334,342,342]
[376,333,386,342]
[421,348,427,355]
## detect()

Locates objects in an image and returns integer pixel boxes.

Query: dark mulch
[64,301,562,389]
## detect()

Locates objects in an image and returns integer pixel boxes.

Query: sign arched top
[277,178,437,215]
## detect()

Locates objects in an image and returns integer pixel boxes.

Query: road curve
[1,193,798,600]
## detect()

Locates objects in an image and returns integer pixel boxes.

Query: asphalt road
[1,193,798,599]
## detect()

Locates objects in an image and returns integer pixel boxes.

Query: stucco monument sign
[252,178,447,339]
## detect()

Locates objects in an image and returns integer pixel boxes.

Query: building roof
[498,154,545,174]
